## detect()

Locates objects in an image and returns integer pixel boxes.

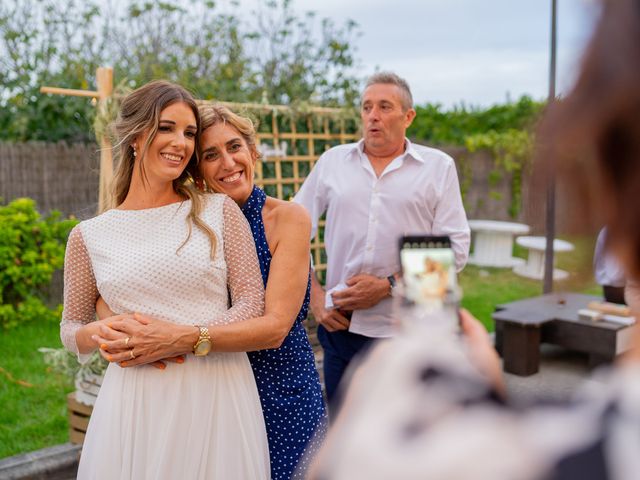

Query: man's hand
[313,307,351,332]
[331,274,390,311]
[310,273,350,332]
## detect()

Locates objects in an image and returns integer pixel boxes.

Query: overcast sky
[239,0,600,107]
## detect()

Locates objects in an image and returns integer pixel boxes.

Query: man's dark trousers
[317,324,376,417]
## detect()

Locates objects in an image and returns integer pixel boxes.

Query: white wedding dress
[60,194,270,480]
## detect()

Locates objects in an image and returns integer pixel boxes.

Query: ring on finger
[129,350,135,360]
[124,337,130,347]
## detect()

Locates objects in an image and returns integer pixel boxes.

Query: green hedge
[408,95,544,145]
[408,96,544,218]
[0,198,77,329]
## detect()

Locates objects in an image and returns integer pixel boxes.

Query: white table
[467,220,530,268]
[513,236,574,280]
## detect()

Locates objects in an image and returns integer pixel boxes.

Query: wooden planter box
[67,371,102,444]
[67,392,93,445]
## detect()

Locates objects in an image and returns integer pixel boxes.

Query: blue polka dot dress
[241,186,327,480]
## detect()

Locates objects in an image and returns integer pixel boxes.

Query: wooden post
[40,66,114,214]
[96,67,113,213]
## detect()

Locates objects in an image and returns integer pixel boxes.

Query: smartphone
[398,235,460,333]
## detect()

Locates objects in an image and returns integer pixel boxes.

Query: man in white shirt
[294,72,470,410]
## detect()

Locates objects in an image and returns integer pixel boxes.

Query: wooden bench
[493,293,634,376]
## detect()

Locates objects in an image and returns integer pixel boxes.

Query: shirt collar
[351,138,425,164]
[404,138,426,163]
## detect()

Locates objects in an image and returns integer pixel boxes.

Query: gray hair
[364,72,414,110]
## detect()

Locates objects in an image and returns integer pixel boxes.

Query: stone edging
[0,443,80,480]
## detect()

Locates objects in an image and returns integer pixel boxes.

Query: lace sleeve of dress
[60,225,99,363]
[217,195,265,325]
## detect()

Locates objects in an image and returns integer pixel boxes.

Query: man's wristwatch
[192,326,212,356]
[386,275,397,295]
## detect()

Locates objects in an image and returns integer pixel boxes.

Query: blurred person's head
[542,0,640,280]
[361,72,416,156]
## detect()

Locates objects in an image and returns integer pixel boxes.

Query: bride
[60,80,270,479]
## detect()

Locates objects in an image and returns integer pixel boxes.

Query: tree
[0,0,102,142]
[0,0,362,142]
[244,0,361,106]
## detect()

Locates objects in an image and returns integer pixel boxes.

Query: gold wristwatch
[193,326,212,356]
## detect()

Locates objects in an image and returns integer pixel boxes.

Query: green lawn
[460,264,542,328]
[0,234,601,459]
[0,321,73,458]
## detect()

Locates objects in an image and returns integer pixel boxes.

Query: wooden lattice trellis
[219,102,360,275]
[41,70,360,275]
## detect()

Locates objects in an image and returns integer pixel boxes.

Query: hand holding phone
[399,235,458,306]
[398,235,461,332]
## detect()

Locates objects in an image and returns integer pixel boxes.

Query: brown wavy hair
[539,0,640,278]
[110,80,217,257]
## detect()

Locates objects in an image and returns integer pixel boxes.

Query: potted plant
[39,348,108,443]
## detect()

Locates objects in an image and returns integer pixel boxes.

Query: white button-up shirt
[294,138,470,338]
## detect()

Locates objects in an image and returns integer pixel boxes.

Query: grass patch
[460,265,542,329]
[0,321,73,458]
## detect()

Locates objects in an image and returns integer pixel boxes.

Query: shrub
[408,95,544,145]
[0,198,77,329]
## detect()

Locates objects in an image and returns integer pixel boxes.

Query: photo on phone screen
[399,236,457,307]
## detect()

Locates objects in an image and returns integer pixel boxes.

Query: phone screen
[399,236,457,307]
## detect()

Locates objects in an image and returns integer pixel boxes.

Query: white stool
[467,220,530,268]
[513,236,574,280]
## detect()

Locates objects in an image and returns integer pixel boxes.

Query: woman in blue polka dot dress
[195,104,327,479]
